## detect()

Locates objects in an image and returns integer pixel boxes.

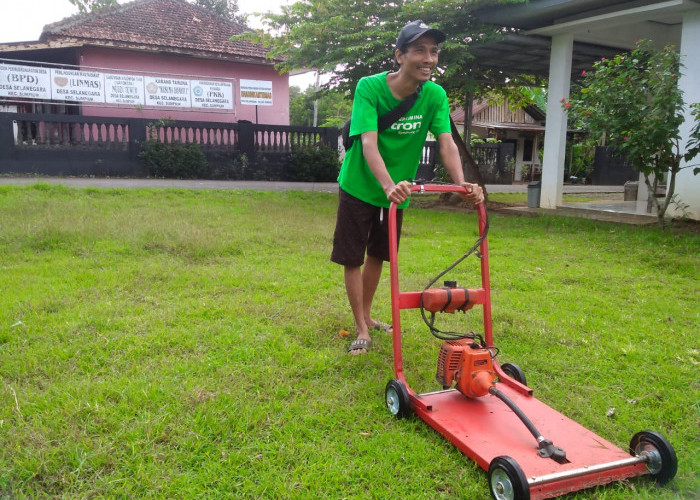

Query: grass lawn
[0,184,697,499]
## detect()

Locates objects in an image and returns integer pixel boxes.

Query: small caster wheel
[488,456,530,500]
[630,430,677,485]
[385,379,411,419]
[501,362,527,386]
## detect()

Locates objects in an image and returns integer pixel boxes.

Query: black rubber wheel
[501,362,527,386]
[385,379,411,419]
[629,430,678,485]
[488,456,530,500]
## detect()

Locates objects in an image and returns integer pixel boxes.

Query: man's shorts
[330,189,403,267]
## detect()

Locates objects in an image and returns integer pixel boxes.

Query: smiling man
[332,20,484,356]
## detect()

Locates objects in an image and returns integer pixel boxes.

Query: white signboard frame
[105,73,145,106]
[191,80,233,109]
[144,76,191,108]
[51,68,105,103]
[240,79,273,106]
[0,64,52,100]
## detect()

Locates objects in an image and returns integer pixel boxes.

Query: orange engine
[436,339,495,398]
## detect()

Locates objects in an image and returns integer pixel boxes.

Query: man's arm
[361,131,412,204]
[437,132,484,204]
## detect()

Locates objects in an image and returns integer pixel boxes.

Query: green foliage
[67,0,117,13]
[686,102,700,173]
[289,85,352,128]
[287,142,341,181]
[140,140,209,179]
[192,0,243,22]
[236,0,529,103]
[565,40,700,225]
[567,136,596,182]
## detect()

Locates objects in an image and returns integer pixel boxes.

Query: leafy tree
[239,0,528,104]
[69,0,242,22]
[68,0,117,13]
[237,0,528,191]
[565,40,700,227]
[290,85,352,128]
[192,0,243,23]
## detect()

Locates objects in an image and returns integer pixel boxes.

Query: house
[472,0,700,219]
[452,99,546,182]
[0,0,288,125]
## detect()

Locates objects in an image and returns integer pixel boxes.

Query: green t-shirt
[337,71,452,208]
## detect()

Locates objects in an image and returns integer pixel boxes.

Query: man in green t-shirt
[331,20,484,355]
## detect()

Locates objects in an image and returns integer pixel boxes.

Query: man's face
[396,35,440,82]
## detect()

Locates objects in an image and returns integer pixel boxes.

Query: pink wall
[78,47,289,125]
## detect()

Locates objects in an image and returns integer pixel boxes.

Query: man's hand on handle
[384,180,413,205]
[459,182,484,205]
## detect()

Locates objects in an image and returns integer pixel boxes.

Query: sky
[0,0,318,87]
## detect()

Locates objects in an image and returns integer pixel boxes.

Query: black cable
[419,208,489,341]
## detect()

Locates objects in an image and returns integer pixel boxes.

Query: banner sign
[0,63,236,111]
[105,73,145,105]
[51,69,104,103]
[144,76,191,108]
[240,79,273,106]
[191,80,233,109]
[0,64,52,100]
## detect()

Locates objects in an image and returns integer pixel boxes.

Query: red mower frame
[384,184,677,500]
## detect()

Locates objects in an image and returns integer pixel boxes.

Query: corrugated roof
[40,0,270,64]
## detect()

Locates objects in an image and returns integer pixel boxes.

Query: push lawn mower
[383,184,677,500]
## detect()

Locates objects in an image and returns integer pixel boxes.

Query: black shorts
[330,189,403,267]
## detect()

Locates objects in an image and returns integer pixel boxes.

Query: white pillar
[541,33,574,209]
[668,8,700,220]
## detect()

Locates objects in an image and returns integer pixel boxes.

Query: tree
[289,85,352,128]
[192,0,242,23]
[565,40,700,227]
[69,0,242,22]
[68,0,117,13]
[241,0,527,102]
[236,0,528,191]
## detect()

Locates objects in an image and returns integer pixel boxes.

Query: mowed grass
[0,183,697,499]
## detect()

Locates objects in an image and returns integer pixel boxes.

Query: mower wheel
[501,363,527,386]
[385,379,411,419]
[629,430,677,485]
[488,456,530,500]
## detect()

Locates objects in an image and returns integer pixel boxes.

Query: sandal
[372,321,393,333]
[347,338,372,354]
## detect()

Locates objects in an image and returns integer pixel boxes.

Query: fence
[592,146,638,185]
[0,112,515,184]
[417,141,515,184]
[0,112,337,178]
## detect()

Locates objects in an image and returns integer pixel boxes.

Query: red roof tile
[40,0,270,64]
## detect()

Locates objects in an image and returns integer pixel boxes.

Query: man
[331,20,484,355]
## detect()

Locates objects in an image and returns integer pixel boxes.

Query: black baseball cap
[396,20,446,52]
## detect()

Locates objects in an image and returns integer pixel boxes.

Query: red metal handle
[388,184,490,388]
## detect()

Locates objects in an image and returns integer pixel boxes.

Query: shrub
[140,140,209,179]
[286,143,340,182]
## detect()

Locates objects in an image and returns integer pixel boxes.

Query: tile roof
[40,0,270,64]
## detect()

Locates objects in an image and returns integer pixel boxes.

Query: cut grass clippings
[0,183,698,499]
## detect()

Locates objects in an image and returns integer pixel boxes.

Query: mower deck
[410,385,647,499]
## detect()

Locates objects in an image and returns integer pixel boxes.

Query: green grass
[0,183,698,499]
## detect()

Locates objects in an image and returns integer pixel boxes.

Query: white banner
[191,80,233,109]
[0,63,52,100]
[51,68,104,103]
[144,76,191,108]
[240,79,273,106]
[105,73,145,105]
